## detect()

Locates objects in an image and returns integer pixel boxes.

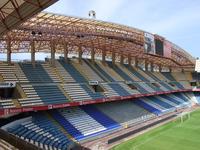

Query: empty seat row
[96,61,123,81]
[134,93,191,115]
[19,84,68,106]
[58,107,107,139]
[83,59,110,82]
[104,83,132,97]
[106,62,159,93]
[14,63,29,83]
[0,63,18,82]
[75,60,103,82]
[55,60,75,83]
[100,83,123,97]
[41,64,61,83]
[62,83,104,101]
[161,72,184,89]
[0,138,17,150]
[18,63,53,83]
[58,59,87,83]
[0,99,16,109]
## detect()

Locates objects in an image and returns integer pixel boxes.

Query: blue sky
[45,0,200,58]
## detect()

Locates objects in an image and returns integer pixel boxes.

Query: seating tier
[5,114,74,150]
[50,106,120,141]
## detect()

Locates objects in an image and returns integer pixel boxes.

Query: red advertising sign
[0,89,196,117]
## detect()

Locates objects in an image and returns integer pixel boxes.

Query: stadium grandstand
[0,1,200,150]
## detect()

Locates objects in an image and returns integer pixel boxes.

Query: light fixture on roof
[38,31,42,36]
[31,31,36,36]
[76,34,84,38]
[31,31,42,37]
[88,10,96,19]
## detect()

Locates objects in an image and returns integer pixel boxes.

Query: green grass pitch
[112,109,200,150]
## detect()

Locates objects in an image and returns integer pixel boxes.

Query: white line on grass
[131,121,181,150]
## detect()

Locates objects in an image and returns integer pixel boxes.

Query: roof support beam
[150,62,154,72]
[169,67,172,73]
[50,41,55,67]
[102,50,106,65]
[0,11,194,69]
[134,57,138,68]
[31,40,35,68]
[0,1,58,36]
[64,43,68,63]
[91,48,95,64]
[120,54,124,65]
[159,65,162,72]
[112,50,115,65]
[6,39,11,65]
[128,55,131,66]
[144,60,148,71]
[78,46,82,63]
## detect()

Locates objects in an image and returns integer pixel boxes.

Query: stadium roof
[0,0,58,36]
[0,12,195,68]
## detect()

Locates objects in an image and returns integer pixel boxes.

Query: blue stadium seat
[124,64,148,82]
[19,63,52,82]
[108,83,131,96]
[80,105,121,130]
[160,95,181,105]
[173,93,189,102]
[139,70,173,90]
[133,99,161,115]
[161,72,184,89]
[33,85,68,104]
[80,84,105,99]
[106,62,149,93]
[7,113,73,150]
[50,106,121,141]
[50,110,84,141]
[58,59,87,83]
[83,59,111,82]
[148,96,173,109]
